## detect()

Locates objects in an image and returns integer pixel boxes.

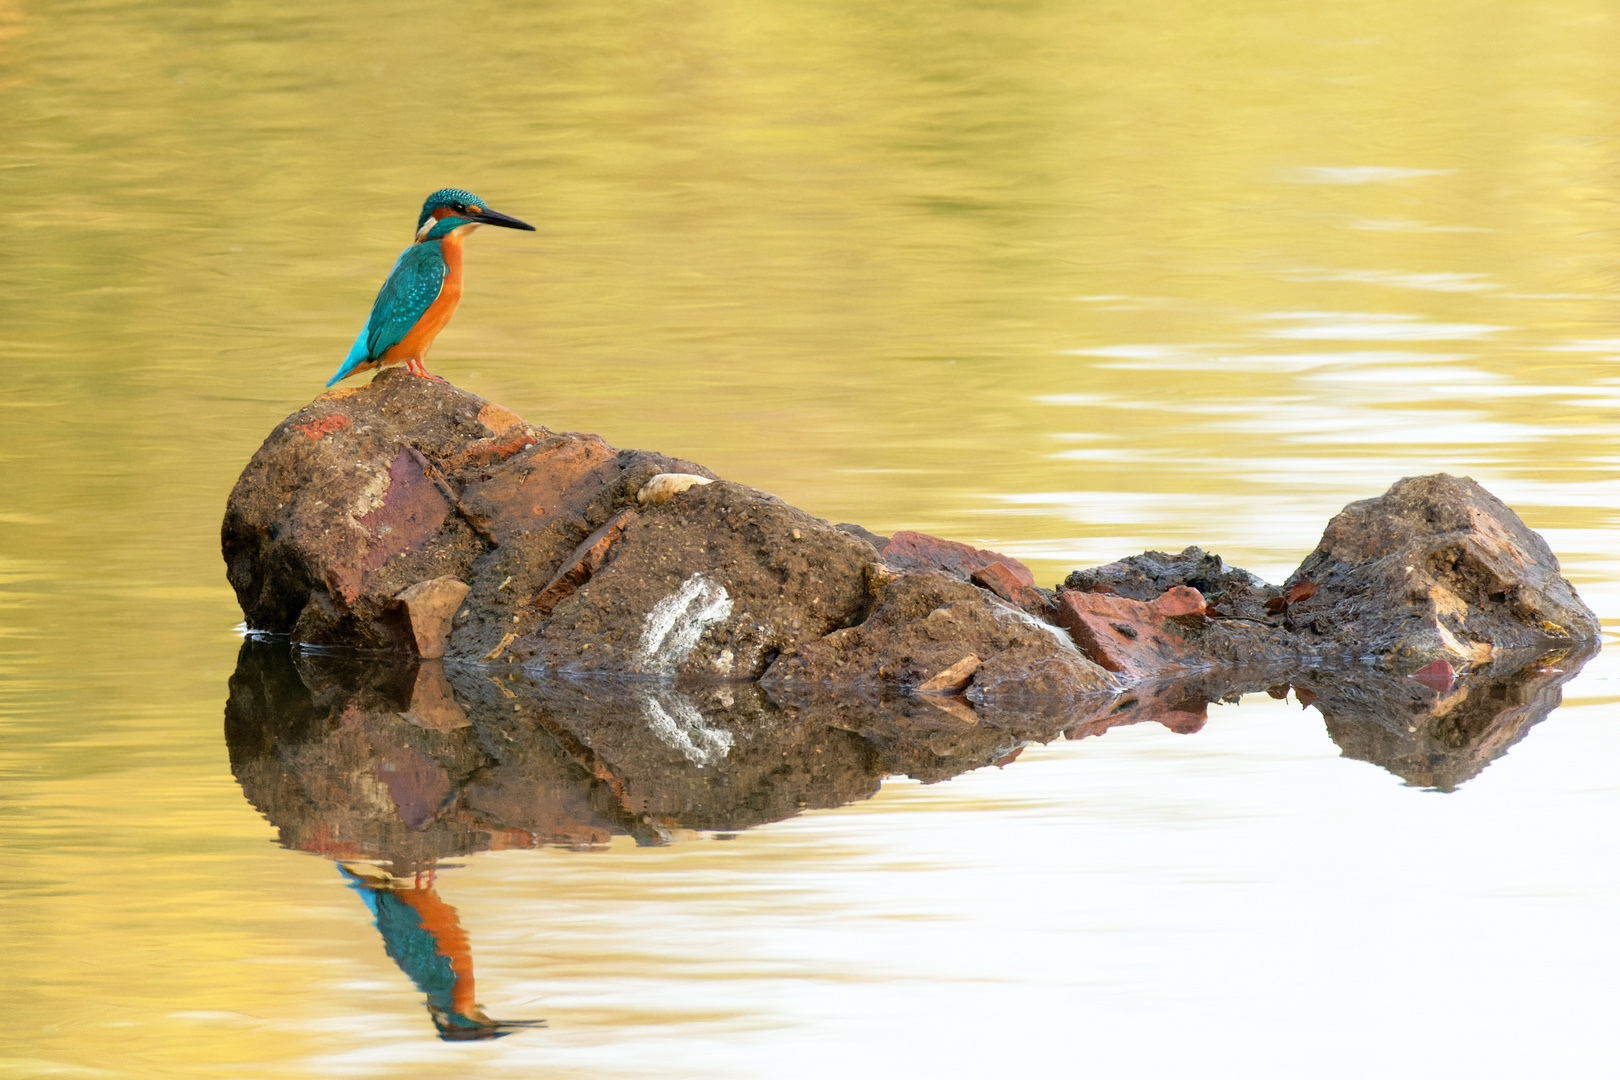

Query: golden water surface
[3,0,1620,1076]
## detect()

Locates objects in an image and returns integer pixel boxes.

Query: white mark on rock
[641,691,734,766]
[348,464,391,521]
[639,573,733,672]
[992,599,1081,652]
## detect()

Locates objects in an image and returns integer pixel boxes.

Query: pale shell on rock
[637,473,714,506]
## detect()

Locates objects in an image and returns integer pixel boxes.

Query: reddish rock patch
[456,434,621,541]
[1053,591,1198,679]
[1147,585,1207,620]
[476,403,525,433]
[453,425,540,470]
[882,531,1036,587]
[296,413,351,440]
[971,560,1052,618]
[359,448,454,574]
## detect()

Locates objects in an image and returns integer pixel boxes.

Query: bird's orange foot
[403,359,448,383]
[403,359,450,383]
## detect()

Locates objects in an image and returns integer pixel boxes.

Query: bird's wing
[361,241,448,359]
[327,242,447,385]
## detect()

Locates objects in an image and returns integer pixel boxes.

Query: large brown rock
[225,378,1596,696]
[222,371,711,655]
[223,372,1113,695]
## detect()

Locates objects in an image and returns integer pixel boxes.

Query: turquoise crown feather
[416,188,485,231]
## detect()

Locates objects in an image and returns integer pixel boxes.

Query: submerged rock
[224,374,1598,699]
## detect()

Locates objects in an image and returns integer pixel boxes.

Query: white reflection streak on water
[1257,313,1507,341]
[1278,269,1497,292]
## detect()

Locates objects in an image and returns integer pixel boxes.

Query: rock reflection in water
[223,638,1594,1036]
[1089,647,1596,792]
[223,640,1048,859]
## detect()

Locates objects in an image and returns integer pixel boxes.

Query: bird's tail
[327,327,373,386]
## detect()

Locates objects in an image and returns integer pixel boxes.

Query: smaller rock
[1291,473,1600,666]
[393,576,471,658]
[1147,585,1207,620]
[1053,591,1198,679]
[916,654,983,695]
[971,561,1053,618]
[637,473,714,506]
[882,531,1036,587]
[1061,546,1270,617]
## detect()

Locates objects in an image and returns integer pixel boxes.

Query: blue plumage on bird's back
[362,242,450,359]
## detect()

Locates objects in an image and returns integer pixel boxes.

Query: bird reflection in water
[338,860,545,1040]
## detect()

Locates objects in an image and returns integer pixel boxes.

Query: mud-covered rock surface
[225,376,1599,699]
[762,570,1116,703]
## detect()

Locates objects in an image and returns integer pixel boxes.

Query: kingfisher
[326,188,535,387]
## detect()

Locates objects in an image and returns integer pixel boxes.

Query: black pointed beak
[473,206,535,231]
